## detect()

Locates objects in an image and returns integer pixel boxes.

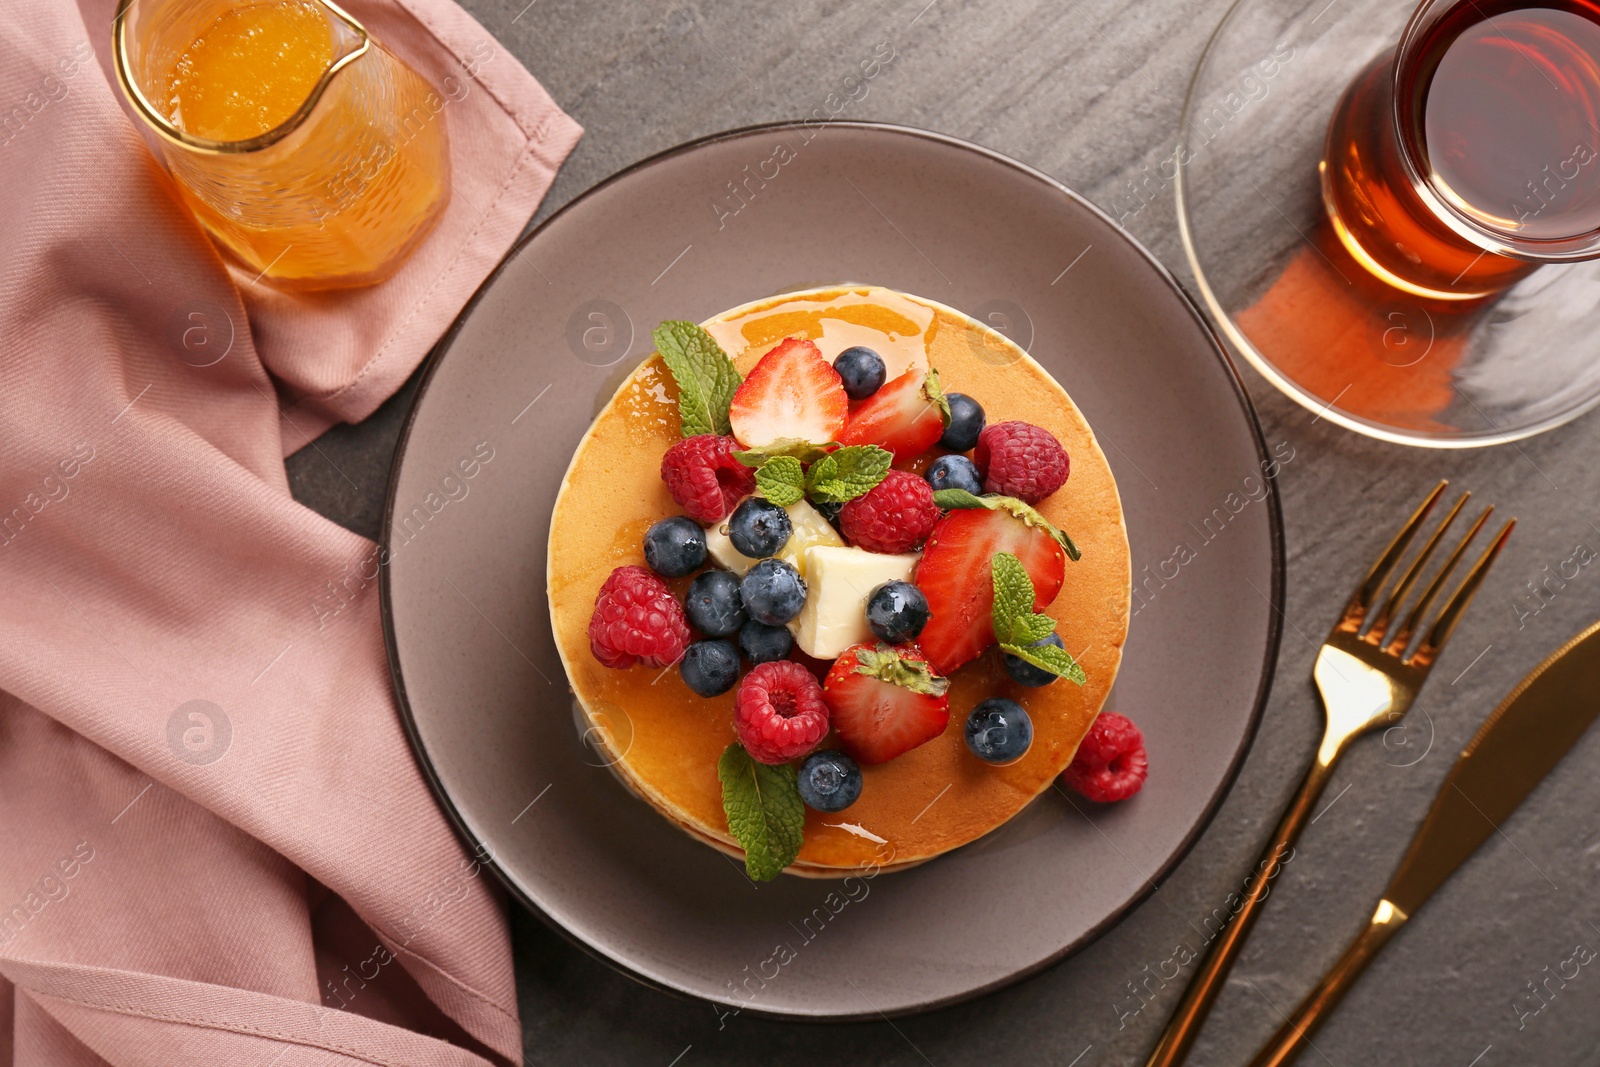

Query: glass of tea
[112,0,450,289]
[1322,0,1600,300]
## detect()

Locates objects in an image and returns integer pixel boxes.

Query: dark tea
[1322,0,1600,299]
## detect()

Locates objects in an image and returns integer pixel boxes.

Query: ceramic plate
[381,122,1284,1018]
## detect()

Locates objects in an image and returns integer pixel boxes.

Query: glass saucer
[1176,0,1600,447]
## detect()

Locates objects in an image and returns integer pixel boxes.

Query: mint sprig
[717,742,805,881]
[755,456,805,507]
[933,488,1082,562]
[653,321,742,437]
[990,553,1086,684]
[806,444,892,504]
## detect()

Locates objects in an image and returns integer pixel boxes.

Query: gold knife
[1246,619,1600,1067]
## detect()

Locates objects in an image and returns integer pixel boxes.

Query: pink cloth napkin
[0,0,580,1063]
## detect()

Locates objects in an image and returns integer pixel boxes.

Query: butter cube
[704,498,846,578]
[792,545,920,660]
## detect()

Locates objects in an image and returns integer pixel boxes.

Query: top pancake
[547,286,1131,874]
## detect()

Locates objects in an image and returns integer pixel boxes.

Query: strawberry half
[728,338,848,449]
[837,367,950,461]
[823,643,951,765]
[915,507,1067,674]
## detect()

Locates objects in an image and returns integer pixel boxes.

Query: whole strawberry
[824,642,950,765]
[1062,712,1148,802]
[839,470,940,554]
[735,660,831,764]
[975,421,1069,504]
[588,565,692,669]
[661,434,757,524]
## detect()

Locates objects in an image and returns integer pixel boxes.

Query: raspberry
[661,435,757,524]
[975,421,1069,504]
[839,470,940,553]
[1062,712,1148,803]
[734,661,830,764]
[587,566,691,670]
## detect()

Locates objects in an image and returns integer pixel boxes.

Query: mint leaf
[734,439,836,467]
[1004,639,1087,685]
[807,445,892,504]
[717,742,805,882]
[990,552,1037,643]
[853,644,951,696]
[756,456,805,507]
[990,554,1085,684]
[653,321,742,437]
[932,489,1082,562]
[923,367,953,428]
[1012,612,1057,646]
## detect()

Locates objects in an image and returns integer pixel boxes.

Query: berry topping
[866,580,930,644]
[1003,632,1068,687]
[728,337,849,449]
[975,421,1069,504]
[836,367,951,461]
[734,660,831,764]
[939,392,986,452]
[587,565,692,669]
[685,569,747,637]
[915,508,1067,674]
[797,750,863,812]
[661,434,758,524]
[681,638,741,696]
[740,557,808,625]
[823,642,951,765]
[964,698,1033,764]
[834,346,887,400]
[642,516,708,578]
[728,496,793,558]
[839,470,940,554]
[738,619,794,664]
[924,454,984,496]
[1062,712,1148,802]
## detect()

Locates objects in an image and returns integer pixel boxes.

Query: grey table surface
[285,1,1600,1063]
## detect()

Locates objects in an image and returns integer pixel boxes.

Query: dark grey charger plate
[380,122,1284,1019]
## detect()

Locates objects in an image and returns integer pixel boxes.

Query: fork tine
[1384,505,1493,654]
[1367,491,1469,643]
[1348,480,1448,617]
[1412,518,1516,663]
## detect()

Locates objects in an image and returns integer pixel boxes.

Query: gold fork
[1143,480,1514,1067]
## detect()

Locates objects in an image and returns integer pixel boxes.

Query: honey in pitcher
[150,0,449,287]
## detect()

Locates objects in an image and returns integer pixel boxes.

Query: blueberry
[834,346,887,400]
[1002,632,1066,687]
[738,619,794,664]
[924,454,984,496]
[739,558,807,625]
[797,750,863,812]
[685,570,746,636]
[728,497,792,558]
[680,638,741,696]
[965,698,1034,764]
[866,580,930,643]
[814,499,844,527]
[642,516,707,578]
[940,393,986,452]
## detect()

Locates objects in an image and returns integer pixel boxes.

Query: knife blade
[1246,619,1600,1067]
[1384,617,1600,916]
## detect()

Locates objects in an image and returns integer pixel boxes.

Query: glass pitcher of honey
[113,0,450,289]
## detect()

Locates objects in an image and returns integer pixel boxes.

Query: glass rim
[111,0,370,156]
[1390,0,1600,261]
